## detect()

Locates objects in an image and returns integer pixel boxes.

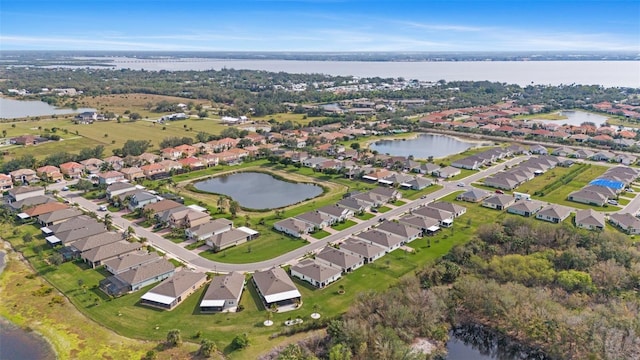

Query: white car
[457,183,465,187]
[607,200,618,206]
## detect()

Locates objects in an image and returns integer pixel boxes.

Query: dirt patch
[411,337,437,355]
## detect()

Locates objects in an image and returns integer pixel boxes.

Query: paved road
[60,155,640,273]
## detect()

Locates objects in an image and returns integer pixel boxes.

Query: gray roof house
[200,272,246,313]
[336,197,368,213]
[206,228,252,252]
[369,187,401,201]
[69,232,123,254]
[356,229,404,252]
[536,205,572,224]
[106,182,137,200]
[140,271,208,310]
[317,204,354,222]
[41,215,100,236]
[339,237,386,264]
[100,258,175,296]
[436,166,461,179]
[417,163,441,175]
[567,189,608,207]
[376,220,422,243]
[252,267,302,310]
[412,206,454,227]
[81,241,142,268]
[451,157,481,170]
[9,195,56,212]
[428,201,467,217]
[506,200,545,217]
[37,208,83,226]
[529,145,548,155]
[290,259,342,288]
[127,191,158,211]
[274,218,315,238]
[45,222,107,246]
[575,209,605,231]
[103,252,161,274]
[403,177,432,190]
[457,188,491,203]
[315,246,364,272]
[608,213,640,234]
[398,215,441,235]
[6,186,45,203]
[295,211,334,228]
[482,195,516,211]
[185,219,233,241]
[484,174,520,190]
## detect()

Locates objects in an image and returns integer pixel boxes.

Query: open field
[1,117,228,160]
[75,94,211,117]
[199,235,307,264]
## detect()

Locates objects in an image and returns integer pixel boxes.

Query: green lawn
[199,236,307,264]
[356,212,375,220]
[449,168,478,181]
[392,200,407,206]
[331,220,357,231]
[377,206,392,213]
[310,230,331,239]
[401,184,443,200]
[618,198,631,206]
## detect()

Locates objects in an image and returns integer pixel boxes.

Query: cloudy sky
[1,0,639,51]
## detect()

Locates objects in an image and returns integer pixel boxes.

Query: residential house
[140,271,208,310]
[45,222,106,246]
[10,195,55,213]
[6,186,45,203]
[206,228,253,252]
[18,202,69,221]
[529,145,548,155]
[435,166,461,179]
[68,232,123,255]
[336,197,368,213]
[158,159,183,174]
[376,220,422,243]
[316,204,354,223]
[161,147,183,160]
[59,161,84,179]
[102,155,124,171]
[104,253,162,275]
[127,191,158,211]
[290,259,342,288]
[0,174,13,190]
[428,201,466,217]
[99,258,175,296]
[41,215,100,237]
[186,219,233,241]
[252,267,302,311]
[97,171,125,185]
[482,195,516,211]
[608,213,640,234]
[106,182,137,200]
[36,165,63,182]
[398,215,441,235]
[416,163,441,175]
[119,167,145,182]
[404,177,432,190]
[9,168,38,184]
[536,205,572,224]
[412,206,454,227]
[81,241,142,268]
[137,152,160,165]
[339,237,386,264]
[140,163,168,180]
[37,208,83,226]
[178,157,205,171]
[168,208,210,228]
[451,157,481,170]
[80,158,104,175]
[506,200,545,217]
[198,154,220,167]
[315,246,364,273]
[295,211,334,229]
[567,189,608,207]
[575,209,605,231]
[356,229,404,252]
[369,187,401,202]
[200,272,246,313]
[457,189,491,203]
[174,144,197,157]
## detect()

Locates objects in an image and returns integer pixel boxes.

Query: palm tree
[104,213,113,230]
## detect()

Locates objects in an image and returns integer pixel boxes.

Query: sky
[1,0,639,52]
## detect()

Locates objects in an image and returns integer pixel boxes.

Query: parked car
[98,205,107,211]
[370,208,379,213]
[495,190,504,194]
[457,183,465,187]
[607,200,619,206]
[61,186,69,191]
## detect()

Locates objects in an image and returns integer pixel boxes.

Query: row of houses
[273,187,400,238]
[483,155,560,191]
[568,167,638,207]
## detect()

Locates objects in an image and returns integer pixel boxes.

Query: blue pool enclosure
[589,178,625,191]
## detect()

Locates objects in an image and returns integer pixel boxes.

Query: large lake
[532,110,609,127]
[193,172,323,210]
[0,97,95,119]
[87,58,640,87]
[369,134,485,159]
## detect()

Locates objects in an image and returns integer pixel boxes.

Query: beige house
[140,271,208,311]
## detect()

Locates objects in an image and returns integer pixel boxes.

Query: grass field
[199,236,307,264]
[310,230,331,239]
[331,220,357,231]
